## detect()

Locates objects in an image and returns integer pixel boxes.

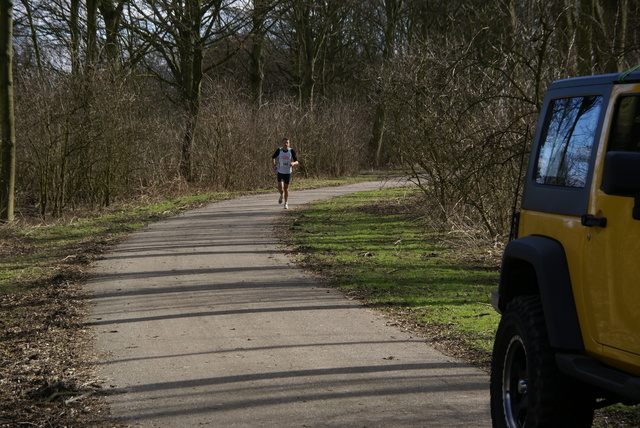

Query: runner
[271,138,299,209]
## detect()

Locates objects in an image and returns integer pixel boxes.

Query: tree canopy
[3,0,640,236]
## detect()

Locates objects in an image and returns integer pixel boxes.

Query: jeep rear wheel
[490,296,595,427]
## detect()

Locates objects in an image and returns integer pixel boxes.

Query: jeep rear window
[535,95,603,188]
[609,95,640,152]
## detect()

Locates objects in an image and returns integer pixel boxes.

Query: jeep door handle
[581,214,607,228]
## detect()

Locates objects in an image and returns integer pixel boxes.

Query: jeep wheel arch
[497,235,584,351]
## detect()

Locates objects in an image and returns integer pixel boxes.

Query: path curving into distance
[87,180,491,427]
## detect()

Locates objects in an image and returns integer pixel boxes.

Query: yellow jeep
[491,71,640,427]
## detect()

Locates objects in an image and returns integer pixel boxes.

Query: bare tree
[287,0,327,107]
[7,0,640,223]
[18,0,44,75]
[270,0,355,108]
[249,0,270,106]
[129,0,247,181]
[85,0,98,72]
[369,0,403,167]
[0,0,15,221]
[98,0,126,68]
[592,0,629,73]
[69,0,81,75]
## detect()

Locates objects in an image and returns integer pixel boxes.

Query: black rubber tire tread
[490,295,595,428]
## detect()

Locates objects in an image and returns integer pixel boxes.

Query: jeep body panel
[496,72,640,381]
[582,83,640,370]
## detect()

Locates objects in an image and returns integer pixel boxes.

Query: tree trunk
[615,0,628,71]
[370,102,386,167]
[561,0,578,74]
[594,0,628,73]
[86,0,99,73]
[250,0,269,107]
[178,0,204,182]
[0,0,15,221]
[370,0,402,166]
[70,0,81,76]
[576,0,594,75]
[99,0,125,69]
[295,1,316,108]
[21,0,43,75]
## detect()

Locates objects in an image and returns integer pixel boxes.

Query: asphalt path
[87,180,491,427]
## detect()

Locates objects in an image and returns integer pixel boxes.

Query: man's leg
[283,183,290,203]
[277,180,284,203]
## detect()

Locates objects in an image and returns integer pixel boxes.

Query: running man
[271,138,299,209]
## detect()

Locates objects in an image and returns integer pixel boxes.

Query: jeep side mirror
[601,151,640,196]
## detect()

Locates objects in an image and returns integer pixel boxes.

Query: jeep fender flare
[496,235,584,351]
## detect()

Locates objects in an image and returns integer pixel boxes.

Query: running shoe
[278,195,283,204]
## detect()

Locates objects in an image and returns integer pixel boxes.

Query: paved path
[87,181,491,427]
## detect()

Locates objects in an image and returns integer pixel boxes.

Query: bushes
[16,73,174,215]
[14,73,371,218]
[187,82,370,190]
[382,49,537,241]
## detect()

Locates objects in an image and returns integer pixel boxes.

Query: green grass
[1,193,230,293]
[282,187,502,358]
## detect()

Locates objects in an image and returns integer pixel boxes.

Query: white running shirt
[274,148,297,174]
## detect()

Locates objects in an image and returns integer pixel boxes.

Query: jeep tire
[490,296,595,427]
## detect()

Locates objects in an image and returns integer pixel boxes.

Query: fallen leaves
[0,279,116,426]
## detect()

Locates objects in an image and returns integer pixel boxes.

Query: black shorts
[277,173,292,184]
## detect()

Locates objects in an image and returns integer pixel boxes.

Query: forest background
[2,0,640,241]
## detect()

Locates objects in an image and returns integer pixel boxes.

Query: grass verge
[1,193,233,294]
[277,186,502,368]
[276,185,640,427]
